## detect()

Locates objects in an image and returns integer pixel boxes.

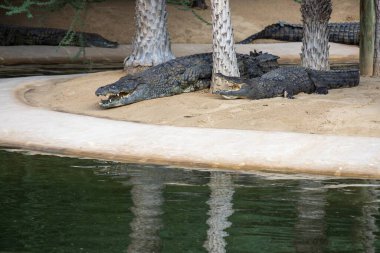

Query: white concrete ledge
[1,76,379,178]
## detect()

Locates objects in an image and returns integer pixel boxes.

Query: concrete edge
[0,43,359,65]
[0,75,379,178]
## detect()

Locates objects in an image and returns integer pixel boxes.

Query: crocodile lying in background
[0,24,118,48]
[238,22,360,45]
[214,67,360,99]
[95,51,279,108]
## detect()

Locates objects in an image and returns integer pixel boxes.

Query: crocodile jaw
[214,73,246,99]
[214,87,249,99]
[97,91,131,108]
[95,78,140,108]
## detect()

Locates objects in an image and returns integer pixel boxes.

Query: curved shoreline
[0,75,379,178]
[20,70,380,138]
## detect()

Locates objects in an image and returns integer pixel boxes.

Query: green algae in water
[1,149,380,253]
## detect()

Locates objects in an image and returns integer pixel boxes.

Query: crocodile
[238,22,360,45]
[0,24,118,48]
[214,67,359,99]
[95,51,279,108]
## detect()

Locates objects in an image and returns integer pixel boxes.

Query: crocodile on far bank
[238,22,360,45]
[0,24,118,48]
[214,67,360,100]
[95,51,279,108]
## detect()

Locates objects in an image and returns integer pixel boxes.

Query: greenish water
[1,149,380,253]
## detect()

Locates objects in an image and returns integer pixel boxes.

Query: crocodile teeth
[222,95,239,100]
[98,92,131,106]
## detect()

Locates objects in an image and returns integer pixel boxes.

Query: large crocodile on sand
[214,67,360,99]
[238,22,360,45]
[95,51,279,108]
[0,24,118,48]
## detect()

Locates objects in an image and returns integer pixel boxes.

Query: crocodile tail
[237,22,303,44]
[328,22,360,45]
[306,69,360,90]
[237,30,267,44]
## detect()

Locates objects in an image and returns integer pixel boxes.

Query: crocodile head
[213,73,251,99]
[84,33,118,48]
[95,76,145,108]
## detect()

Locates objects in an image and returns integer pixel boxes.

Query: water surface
[1,149,379,252]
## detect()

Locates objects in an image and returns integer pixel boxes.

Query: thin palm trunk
[360,0,376,76]
[210,0,240,92]
[300,0,332,70]
[124,0,174,68]
[373,0,380,76]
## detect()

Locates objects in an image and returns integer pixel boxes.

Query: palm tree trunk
[360,0,376,76]
[124,0,174,68]
[300,0,332,70]
[373,0,380,76]
[210,0,240,92]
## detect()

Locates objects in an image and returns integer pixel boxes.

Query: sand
[21,70,380,138]
[7,0,380,138]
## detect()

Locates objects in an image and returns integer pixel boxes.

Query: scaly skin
[95,51,279,108]
[0,24,118,48]
[238,22,360,45]
[214,67,360,99]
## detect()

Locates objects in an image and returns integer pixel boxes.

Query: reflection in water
[295,180,327,253]
[294,180,380,253]
[358,182,379,253]
[204,172,234,253]
[1,150,380,253]
[126,167,164,253]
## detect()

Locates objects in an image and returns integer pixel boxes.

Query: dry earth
[21,70,380,137]
[1,0,359,44]
[6,0,380,138]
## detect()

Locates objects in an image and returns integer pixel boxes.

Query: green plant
[1,0,55,18]
[0,0,105,18]
[0,0,106,58]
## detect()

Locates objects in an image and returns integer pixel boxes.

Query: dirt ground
[1,0,360,44]
[7,0,380,138]
[21,70,380,137]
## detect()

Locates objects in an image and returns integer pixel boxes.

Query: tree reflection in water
[204,172,235,253]
[125,166,164,253]
[357,181,379,253]
[295,180,328,253]
[3,149,380,253]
